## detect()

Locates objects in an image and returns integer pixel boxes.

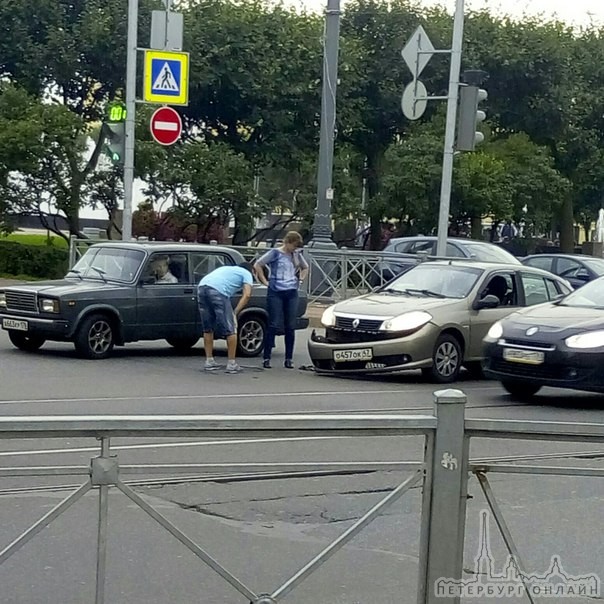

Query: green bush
[0,241,69,279]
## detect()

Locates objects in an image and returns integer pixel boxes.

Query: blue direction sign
[144,50,189,106]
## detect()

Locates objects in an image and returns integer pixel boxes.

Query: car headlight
[0,292,5,309]
[565,330,604,349]
[39,298,60,313]
[487,321,503,340]
[379,311,432,333]
[321,305,337,327]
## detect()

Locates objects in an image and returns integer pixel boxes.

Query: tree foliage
[2,0,604,252]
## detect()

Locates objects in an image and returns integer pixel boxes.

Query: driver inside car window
[151,256,178,284]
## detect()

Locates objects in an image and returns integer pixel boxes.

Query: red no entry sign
[150,106,182,146]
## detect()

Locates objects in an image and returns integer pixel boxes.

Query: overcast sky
[289,0,604,28]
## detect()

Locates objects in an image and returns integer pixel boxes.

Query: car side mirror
[140,276,156,285]
[474,294,500,310]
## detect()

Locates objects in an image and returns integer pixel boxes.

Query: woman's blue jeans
[264,287,298,361]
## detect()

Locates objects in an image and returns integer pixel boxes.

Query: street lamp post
[308,0,341,249]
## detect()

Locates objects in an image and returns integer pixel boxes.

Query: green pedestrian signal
[103,121,125,165]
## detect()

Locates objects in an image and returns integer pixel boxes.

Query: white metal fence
[1,389,603,603]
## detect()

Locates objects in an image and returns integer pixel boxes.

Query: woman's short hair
[283,231,303,247]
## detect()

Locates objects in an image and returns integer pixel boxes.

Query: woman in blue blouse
[254,231,309,369]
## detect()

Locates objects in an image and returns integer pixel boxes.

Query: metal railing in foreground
[2,394,604,603]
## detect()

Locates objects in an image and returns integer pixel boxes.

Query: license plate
[333,348,373,362]
[2,318,28,331]
[503,348,544,365]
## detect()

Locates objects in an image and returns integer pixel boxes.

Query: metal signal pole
[435,0,465,257]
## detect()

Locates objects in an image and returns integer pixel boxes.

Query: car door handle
[184,288,194,293]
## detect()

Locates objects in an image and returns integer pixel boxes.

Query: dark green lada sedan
[0,242,309,359]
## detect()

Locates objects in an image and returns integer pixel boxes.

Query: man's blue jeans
[264,287,298,361]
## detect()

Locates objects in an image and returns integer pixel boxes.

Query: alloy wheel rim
[240,320,264,354]
[435,342,459,377]
[88,320,112,354]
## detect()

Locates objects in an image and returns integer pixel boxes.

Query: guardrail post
[92,437,117,604]
[419,389,469,604]
[339,254,347,300]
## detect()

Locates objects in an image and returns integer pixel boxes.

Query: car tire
[237,315,266,357]
[425,334,463,384]
[8,331,46,352]
[166,336,199,351]
[501,380,541,400]
[74,313,115,359]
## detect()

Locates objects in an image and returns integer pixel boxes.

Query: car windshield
[382,264,483,299]
[462,242,520,264]
[67,247,145,282]
[582,258,604,276]
[557,276,604,308]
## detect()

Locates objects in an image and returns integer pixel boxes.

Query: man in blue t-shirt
[198,262,253,373]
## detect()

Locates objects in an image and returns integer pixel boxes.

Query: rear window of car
[524,256,553,272]
[462,243,520,264]
[583,258,604,276]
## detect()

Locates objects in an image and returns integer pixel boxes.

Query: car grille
[325,328,400,344]
[335,316,384,331]
[490,359,573,381]
[5,291,37,313]
[502,338,554,351]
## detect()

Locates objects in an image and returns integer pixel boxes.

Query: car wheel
[166,336,199,351]
[425,334,462,384]
[237,315,266,357]
[8,331,45,352]
[501,380,541,400]
[74,313,115,359]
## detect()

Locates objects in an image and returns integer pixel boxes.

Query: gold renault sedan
[308,260,573,383]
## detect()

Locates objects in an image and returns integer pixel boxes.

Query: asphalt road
[0,328,603,603]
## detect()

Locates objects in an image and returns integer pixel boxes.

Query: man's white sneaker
[225,362,242,374]
[204,359,220,371]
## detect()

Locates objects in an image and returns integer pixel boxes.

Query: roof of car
[387,236,494,245]
[418,259,514,270]
[89,241,241,255]
[524,253,604,261]
[421,259,567,278]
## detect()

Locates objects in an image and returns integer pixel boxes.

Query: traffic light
[108,104,127,123]
[103,121,125,165]
[456,84,487,151]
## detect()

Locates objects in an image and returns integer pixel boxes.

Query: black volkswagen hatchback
[483,276,604,398]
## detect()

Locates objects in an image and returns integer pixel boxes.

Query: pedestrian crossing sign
[144,50,189,106]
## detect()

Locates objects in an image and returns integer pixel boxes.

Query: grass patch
[0,273,43,281]
[0,233,69,248]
